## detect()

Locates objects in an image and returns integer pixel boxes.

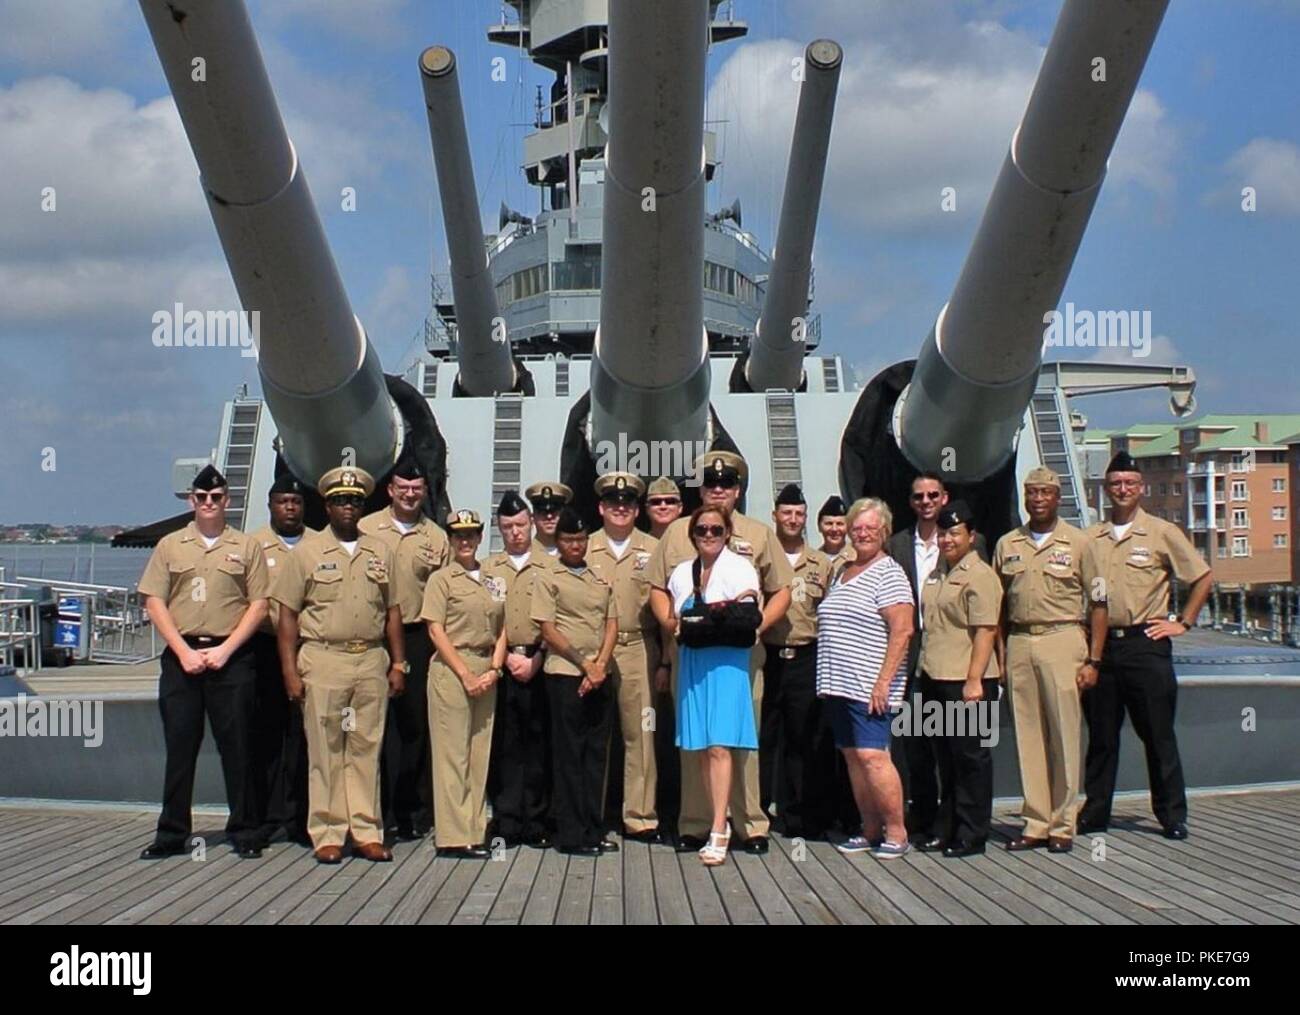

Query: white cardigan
[667,546,760,614]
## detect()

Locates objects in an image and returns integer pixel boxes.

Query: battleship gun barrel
[420,47,516,396]
[897,0,1169,481]
[590,0,712,455]
[139,0,401,485]
[745,39,842,393]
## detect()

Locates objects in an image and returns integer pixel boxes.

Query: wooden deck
[2,789,1298,925]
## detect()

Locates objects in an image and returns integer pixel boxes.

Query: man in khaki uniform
[483,491,553,848]
[422,509,507,858]
[526,481,573,556]
[533,508,619,855]
[139,464,270,860]
[643,475,683,826]
[645,476,683,540]
[275,467,406,864]
[249,474,314,846]
[1079,451,1212,839]
[995,466,1107,853]
[648,451,793,853]
[588,472,662,842]
[817,495,851,568]
[359,461,448,841]
[761,483,836,839]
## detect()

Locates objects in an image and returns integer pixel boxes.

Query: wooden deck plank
[756,837,839,925]
[590,850,624,926]
[555,855,596,925]
[121,842,301,925]
[0,815,147,909]
[1168,809,1300,886]
[976,842,1106,925]
[794,841,916,925]
[622,840,657,925]
[708,854,765,925]
[86,849,249,925]
[486,845,544,925]
[314,850,420,926]
[731,851,800,925]
[350,842,440,925]
[520,848,568,925]
[420,857,491,924]
[893,849,1023,925]
[648,844,694,925]
[244,860,345,925]
[677,849,728,925]
[382,851,457,924]
[451,850,519,925]
[214,847,322,924]
[923,841,1065,925]
[772,837,877,925]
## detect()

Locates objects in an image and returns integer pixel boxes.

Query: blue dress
[676,594,759,751]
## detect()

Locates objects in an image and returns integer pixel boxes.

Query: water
[0,544,153,590]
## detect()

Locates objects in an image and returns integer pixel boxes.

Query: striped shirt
[816,554,914,705]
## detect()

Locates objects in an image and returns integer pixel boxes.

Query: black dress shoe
[598,838,621,853]
[437,845,491,859]
[394,826,423,842]
[1161,822,1189,840]
[1077,817,1108,834]
[237,845,264,859]
[942,840,986,858]
[675,835,707,853]
[740,836,769,855]
[623,828,663,844]
[139,842,186,860]
[522,833,552,850]
[558,844,601,857]
[917,837,948,853]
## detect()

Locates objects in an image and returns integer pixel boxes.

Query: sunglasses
[910,491,942,501]
[602,495,638,506]
[327,494,366,507]
[702,478,739,490]
[647,497,680,507]
[534,504,562,515]
[193,491,226,504]
[693,524,727,538]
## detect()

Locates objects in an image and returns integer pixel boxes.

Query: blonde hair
[846,497,892,540]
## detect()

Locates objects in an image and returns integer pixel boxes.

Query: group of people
[137,445,1211,868]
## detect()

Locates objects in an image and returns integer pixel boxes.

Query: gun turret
[139,0,402,486]
[896,0,1170,482]
[420,46,517,396]
[745,39,842,394]
[589,0,712,455]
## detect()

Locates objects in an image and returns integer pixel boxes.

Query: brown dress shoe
[314,845,344,864]
[1047,836,1073,853]
[355,841,393,862]
[1005,836,1049,852]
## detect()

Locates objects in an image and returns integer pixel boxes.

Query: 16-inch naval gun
[138,0,1192,548]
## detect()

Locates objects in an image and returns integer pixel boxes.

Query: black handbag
[677,557,762,649]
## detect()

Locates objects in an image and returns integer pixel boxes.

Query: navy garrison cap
[1105,450,1142,475]
[268,474,306,497]
[818,495,847,520]
[936,499,976,531]
[192,464,227,491]
[555,507,588,535]
[775,483,806,506]
[497,490,529,517]
[392,460,426,482]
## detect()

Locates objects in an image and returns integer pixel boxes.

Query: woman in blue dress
[665,506,761,866]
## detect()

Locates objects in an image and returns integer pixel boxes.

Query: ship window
[552,253,601,291]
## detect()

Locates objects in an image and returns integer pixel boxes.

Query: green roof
[1106,413,1300,458]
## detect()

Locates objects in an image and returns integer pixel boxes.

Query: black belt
[403,621,428,632]
[764,642,815,660]
[509,643,541,658]
[182,634,228,647]
[1108,624,1150,641]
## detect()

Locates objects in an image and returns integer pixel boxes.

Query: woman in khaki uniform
[917,500,1003,857]
[421,510,507,859]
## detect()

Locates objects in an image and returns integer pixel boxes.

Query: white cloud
[1214,138,1300,216]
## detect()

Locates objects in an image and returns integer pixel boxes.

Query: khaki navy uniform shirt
[273,530,394,644]
[138,522,270,637]
[420,563,505,654]
[1086,508,1210,626]
[765,545,833,647]
[919,550,1003,681]
[483,548,551,649]
[358,509,449,624]
[647,511,795,599]
[250,525,317,634]
[587,529,660,634]
[994,520,1101,626]
[824,546,853,572]
[532,560,618,676]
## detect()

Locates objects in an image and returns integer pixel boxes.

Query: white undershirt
[785,550,801,567]
[914,530,940,628]
[509,552,531,571]
[1029,529,1052,546]
[606,534,630,559]
[467,568,481,582]
[545,546,558,556]
[339,540,358,556]
[201,534,220,549]
[1112,522,1133,540]
[391,517,414,534]
[280,533,303,548]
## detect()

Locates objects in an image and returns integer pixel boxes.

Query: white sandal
[699,829,730,866]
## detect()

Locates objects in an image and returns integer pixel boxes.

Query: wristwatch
[1166,613,1189,631]
[393,660,410,674]
[1085,658,1102,668]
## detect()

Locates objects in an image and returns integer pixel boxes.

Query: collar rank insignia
[731,539,754,557]
[634,552,650,570]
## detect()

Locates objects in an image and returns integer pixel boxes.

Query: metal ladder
[489,395,524,552]
[1030,387,1086,526]
[765,392,803,497]
[220,402,261,530]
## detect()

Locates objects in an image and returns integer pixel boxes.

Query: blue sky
[1,0,1297,525]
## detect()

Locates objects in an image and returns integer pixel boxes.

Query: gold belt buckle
[344,640,368,654]
[779,647,797,660]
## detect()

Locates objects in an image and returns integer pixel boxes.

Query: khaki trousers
[429,651,497,848]
[610,634,659,832]
[1007,627,1085,840]
[300,642,388,850]
[676,641,770,840]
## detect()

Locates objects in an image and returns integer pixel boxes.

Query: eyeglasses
[193,491,226,504]
[910,491,942,501]
[693,524,726,538]
[647,498,680,507]
[851,525,883,536]
[327,494,365,507]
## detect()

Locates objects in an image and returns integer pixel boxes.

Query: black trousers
[251,632,308,842]
[489,662,553,839]
[653,685,681,837]
[923,675,996,846]
[893,668,940,834]
[381,623,434,834]
[760,644,837,837]
[545,674,612,849]
[154,639,259,850]
[1081,631,1187,828]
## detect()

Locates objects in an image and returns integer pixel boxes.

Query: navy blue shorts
[828,695,892,751]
